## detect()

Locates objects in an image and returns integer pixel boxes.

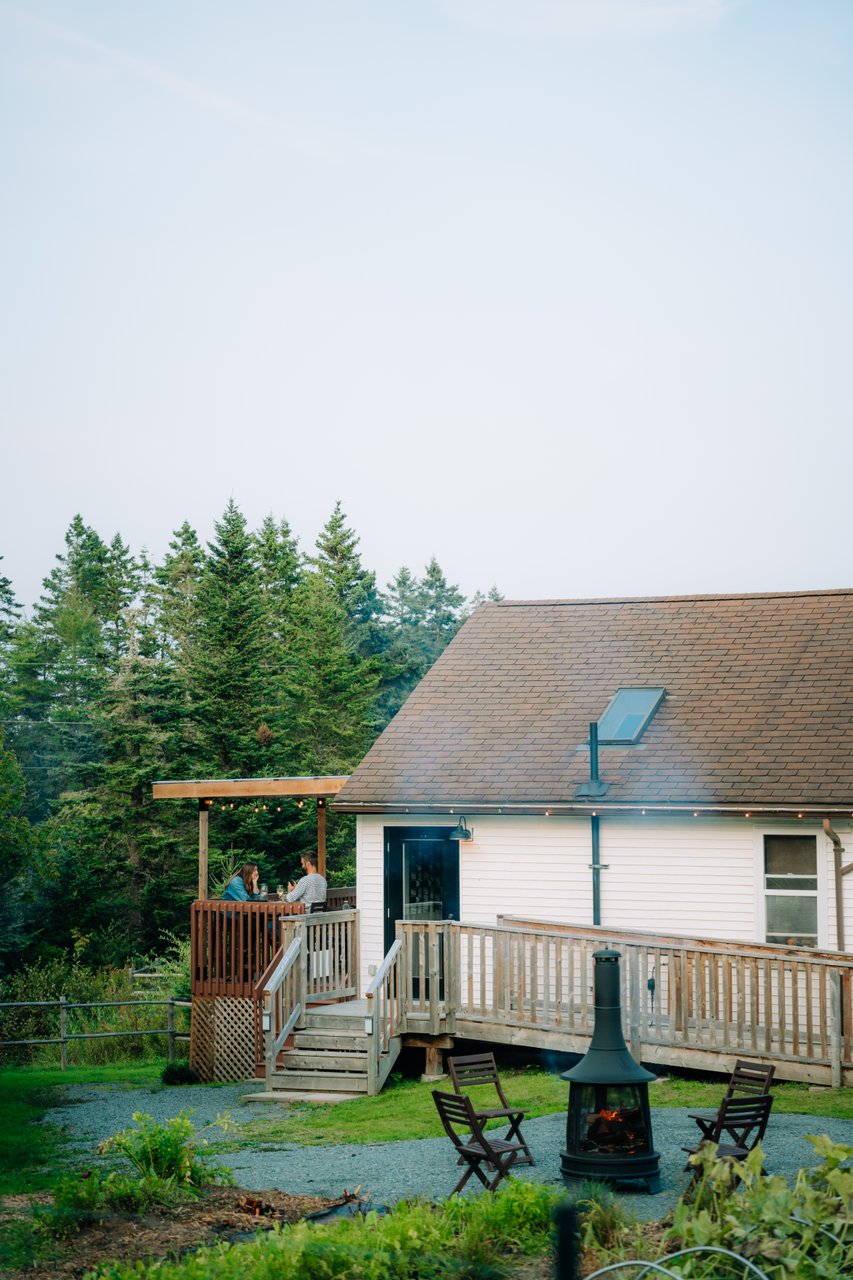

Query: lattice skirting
[190,996,256,1082]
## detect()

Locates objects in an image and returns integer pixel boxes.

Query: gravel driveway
[47,1082,853,1221]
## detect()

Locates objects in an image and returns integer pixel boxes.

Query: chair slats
[447,1052,535,1167]
[683,1092,774,1173]
[432,1089,528,1195]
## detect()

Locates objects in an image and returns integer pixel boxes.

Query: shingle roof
[335,590,853,812]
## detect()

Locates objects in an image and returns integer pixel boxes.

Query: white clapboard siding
[356,814,853,992]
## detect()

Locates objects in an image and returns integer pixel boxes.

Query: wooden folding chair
[683,1092,774,1173]
[432,1090,527,1195]
[688,1060,776,1142]
[446,1052,535,1166]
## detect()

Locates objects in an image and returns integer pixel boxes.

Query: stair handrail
[256,934,304,1083]
[365,939,403,1095]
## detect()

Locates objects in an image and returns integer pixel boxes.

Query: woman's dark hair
[240,862,259,891]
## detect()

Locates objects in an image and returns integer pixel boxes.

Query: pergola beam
[152,776,349,800]
[152,776,349,894]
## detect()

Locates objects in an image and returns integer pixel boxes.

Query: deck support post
[198,800,209,900]
[828,970,843,1088]
[317,799,326,878]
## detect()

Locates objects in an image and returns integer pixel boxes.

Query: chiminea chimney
[561,949,661,1193]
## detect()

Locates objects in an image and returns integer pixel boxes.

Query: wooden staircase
[269,1000,375,1094]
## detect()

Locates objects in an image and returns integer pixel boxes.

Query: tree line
[0,501,500,973]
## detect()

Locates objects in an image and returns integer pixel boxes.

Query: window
[597,687,665,744]
[764,834,818,947]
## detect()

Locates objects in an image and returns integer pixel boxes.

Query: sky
[2,0,852,612]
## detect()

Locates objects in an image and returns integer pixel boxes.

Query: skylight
[597,687,665,744]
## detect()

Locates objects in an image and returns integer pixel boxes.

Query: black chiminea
[561,949,661,1193]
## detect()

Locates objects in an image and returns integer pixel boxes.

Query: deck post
[198,800,209,900]
[828,970,843,1088]
[317,799,326,877]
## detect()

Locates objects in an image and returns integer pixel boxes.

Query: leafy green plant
[669,1135,853,1278]
[98,1109,234,1191]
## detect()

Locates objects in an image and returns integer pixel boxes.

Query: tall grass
[0,952,191,1067]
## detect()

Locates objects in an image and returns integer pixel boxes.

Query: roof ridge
[496,588,853,608]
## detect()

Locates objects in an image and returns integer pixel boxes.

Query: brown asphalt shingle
[335,590,853,811]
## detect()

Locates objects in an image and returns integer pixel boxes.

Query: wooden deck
[190,905,853,1091]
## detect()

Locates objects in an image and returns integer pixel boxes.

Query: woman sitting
[222,862,261,902]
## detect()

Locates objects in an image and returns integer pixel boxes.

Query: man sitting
[286,853,327,913]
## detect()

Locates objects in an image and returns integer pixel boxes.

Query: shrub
[668,1134,853,1277]
[98,1110,233,1191]
[161,1059,199,1085]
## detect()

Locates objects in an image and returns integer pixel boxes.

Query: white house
[334,590,853,993]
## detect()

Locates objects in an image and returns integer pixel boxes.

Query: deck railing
[255,936,304,1081]
[365,939,404,1094]
[190,900,305,998]
[394,919,853,1085]
[191,901,360,1002]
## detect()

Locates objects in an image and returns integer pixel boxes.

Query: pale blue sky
[2,1,851,610]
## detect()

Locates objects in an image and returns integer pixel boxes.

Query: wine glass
[276,883,285,899]
[259,882,268,898]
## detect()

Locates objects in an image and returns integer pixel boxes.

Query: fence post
[167,998,176,1063]
[554,1203,579,1280]
[59,995,67,1070]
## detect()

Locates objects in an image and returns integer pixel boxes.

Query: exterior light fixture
[447,816,473,841]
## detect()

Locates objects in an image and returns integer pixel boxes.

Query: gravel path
[46,1082,853,1221]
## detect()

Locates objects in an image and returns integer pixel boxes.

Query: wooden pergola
[151,775,350,898]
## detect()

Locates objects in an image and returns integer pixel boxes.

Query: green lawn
[0,1062,165,1195]
[232,1065,853,1148]
[3,1059,852,1188]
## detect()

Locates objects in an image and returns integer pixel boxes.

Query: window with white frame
[764,834,818,947]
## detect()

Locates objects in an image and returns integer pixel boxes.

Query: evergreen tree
[190,500,273,776]
[148,522,206,663]
[0,556,21,724]
[283,570,378,774]
[418,557,466,652]
[312,502,383,654]
[0,726,35,972]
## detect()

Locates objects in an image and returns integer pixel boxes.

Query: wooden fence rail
[0,997,191,1069]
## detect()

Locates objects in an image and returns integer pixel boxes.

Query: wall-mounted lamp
[448,816,473,841]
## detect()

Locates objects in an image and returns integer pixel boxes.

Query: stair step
[302,1012,367,1031]
[283,1049,368,1071]
[294,1030,369,1052]
[271,1069,369,1092]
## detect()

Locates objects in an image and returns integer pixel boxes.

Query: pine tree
[283,570,378,774]
[190,500,274,776]
[418,557,466,653]
[312,502,382,654]
[0,556,21,724]
[0,726,35,972]
[148,522,206,663]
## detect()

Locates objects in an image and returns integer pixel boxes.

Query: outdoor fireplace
[561,948,660,1192]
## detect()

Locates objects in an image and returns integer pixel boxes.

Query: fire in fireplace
[561,949,661,1193]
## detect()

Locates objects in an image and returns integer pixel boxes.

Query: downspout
[823,818,852,952]
[591,812,601,926]
[590,723,602,926]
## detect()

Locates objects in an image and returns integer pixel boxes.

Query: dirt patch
[0,1185,362,1278]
